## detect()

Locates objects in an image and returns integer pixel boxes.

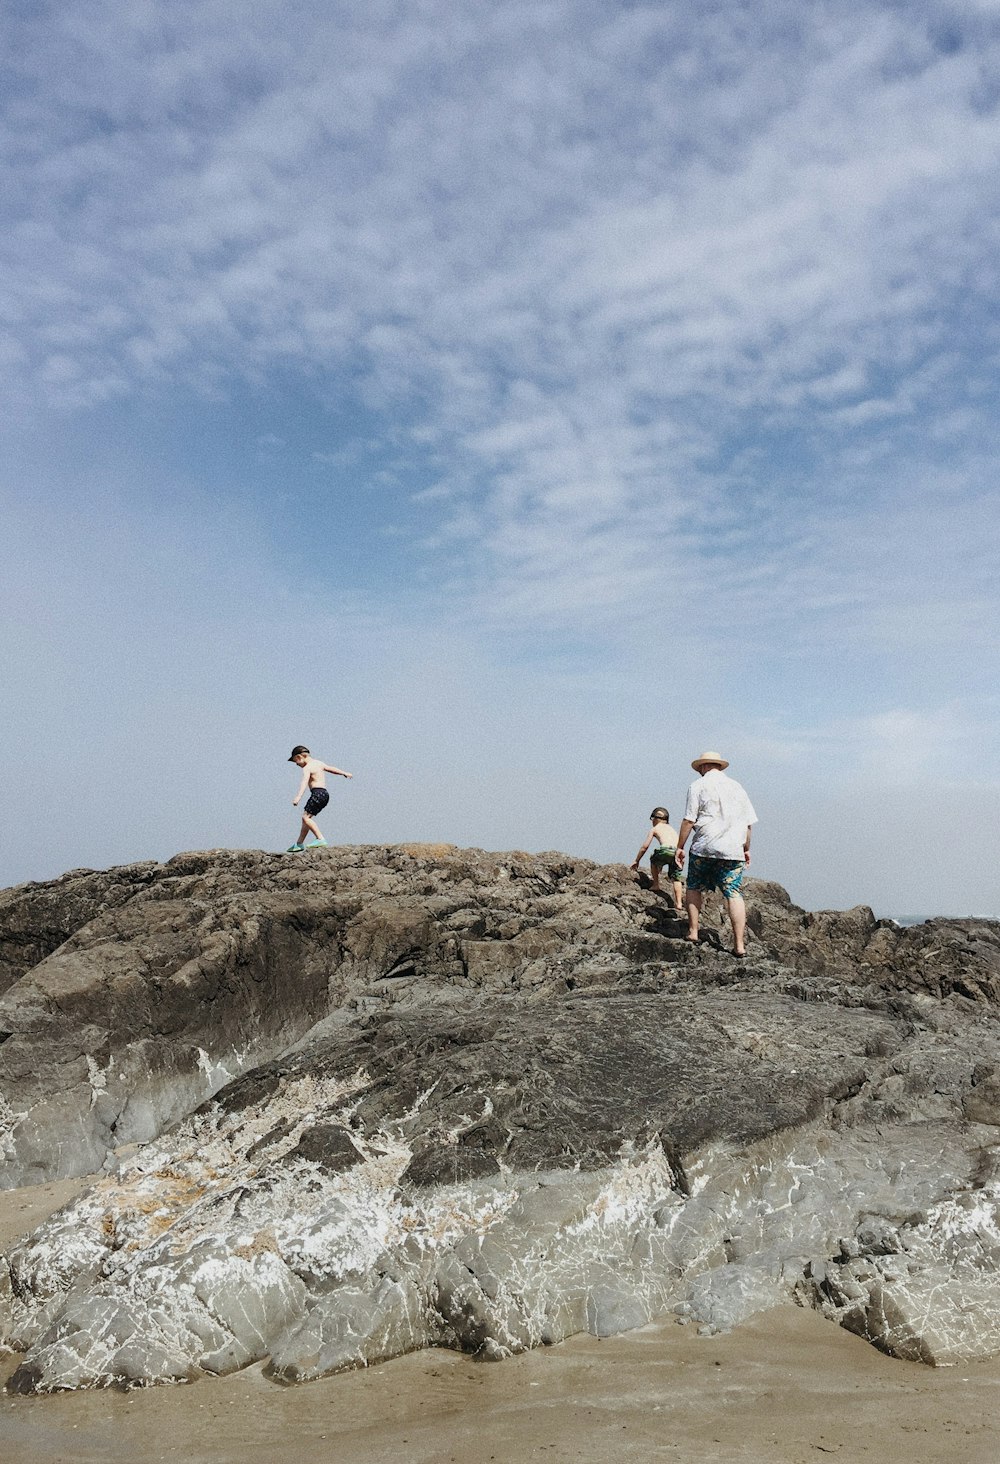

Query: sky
[2,0,999,919]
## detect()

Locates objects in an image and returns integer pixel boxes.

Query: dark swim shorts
[686,854,745,897]
[304,787,330,817]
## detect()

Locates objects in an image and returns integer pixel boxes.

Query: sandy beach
[2,1178,1000,1464]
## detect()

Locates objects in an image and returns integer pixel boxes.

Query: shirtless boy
[631,807,684,911]
[287,744,352,851]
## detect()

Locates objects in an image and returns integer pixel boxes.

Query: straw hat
[691,751,729,772]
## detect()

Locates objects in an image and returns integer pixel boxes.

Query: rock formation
[1,843,999,1391]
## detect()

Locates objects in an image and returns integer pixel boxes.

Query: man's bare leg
[685,888,703,942]
[726,893,747,955]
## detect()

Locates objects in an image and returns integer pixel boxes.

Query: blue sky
[2,0,999,917]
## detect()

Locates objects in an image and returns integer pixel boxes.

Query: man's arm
[322,763,353,779]
[673,817,695,864]
[743,825,752,865]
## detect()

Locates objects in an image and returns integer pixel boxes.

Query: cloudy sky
[2,0,999,917]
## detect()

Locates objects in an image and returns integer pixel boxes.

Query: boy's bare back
[290,749,352,806]
[651,818,677,848]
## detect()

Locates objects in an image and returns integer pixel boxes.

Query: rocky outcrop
[1,843,1000,1390]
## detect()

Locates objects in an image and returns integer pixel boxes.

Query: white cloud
[2,1,999,911]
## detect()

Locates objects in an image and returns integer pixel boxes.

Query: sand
[2,1178,1000,1464]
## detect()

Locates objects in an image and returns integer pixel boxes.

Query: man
[674,752,757,957]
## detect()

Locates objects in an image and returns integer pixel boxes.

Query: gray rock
[268,1275,428,1382]
[2,844,1000,1389]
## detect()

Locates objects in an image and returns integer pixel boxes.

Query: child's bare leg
[650,866,661,891]
[672,879,684,912]
[300,814,324,844]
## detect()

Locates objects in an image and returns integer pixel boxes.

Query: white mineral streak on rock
[565,1144,670,1236]
[2,1120,682,1388]
[2,1112,997,1389]
[85,1057,108,1110]
[195,1046,242,1093]
[6,1080,1000,1389]
[806,1179,1000,1365]
[0,1094,21,1168]
[0,1068,369,1372]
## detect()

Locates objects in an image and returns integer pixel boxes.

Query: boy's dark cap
[288,744,310,760]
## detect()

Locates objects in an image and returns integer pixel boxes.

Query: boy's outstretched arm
[322,763,353,779]
[292,771,310,806]
[631,831,654,869]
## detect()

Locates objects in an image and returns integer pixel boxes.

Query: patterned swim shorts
[686,854,745,898]
[650,847,683,882]
[304,787,330,817]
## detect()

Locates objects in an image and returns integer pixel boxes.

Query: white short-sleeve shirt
[684,769,758,861]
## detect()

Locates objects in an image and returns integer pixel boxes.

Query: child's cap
[650,807,669,820]
[288,745,310,761]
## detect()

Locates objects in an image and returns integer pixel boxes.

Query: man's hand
[674,848,685,866]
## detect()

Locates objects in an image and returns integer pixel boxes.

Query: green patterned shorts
[650,847,682,881]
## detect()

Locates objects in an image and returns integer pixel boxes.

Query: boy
[631,806,684,911]
[287,745,352,851]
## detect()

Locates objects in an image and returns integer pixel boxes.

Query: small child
[631,807,684,910]
[287,744,352,852]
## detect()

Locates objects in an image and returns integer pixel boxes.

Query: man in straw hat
[674,752,757,957]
